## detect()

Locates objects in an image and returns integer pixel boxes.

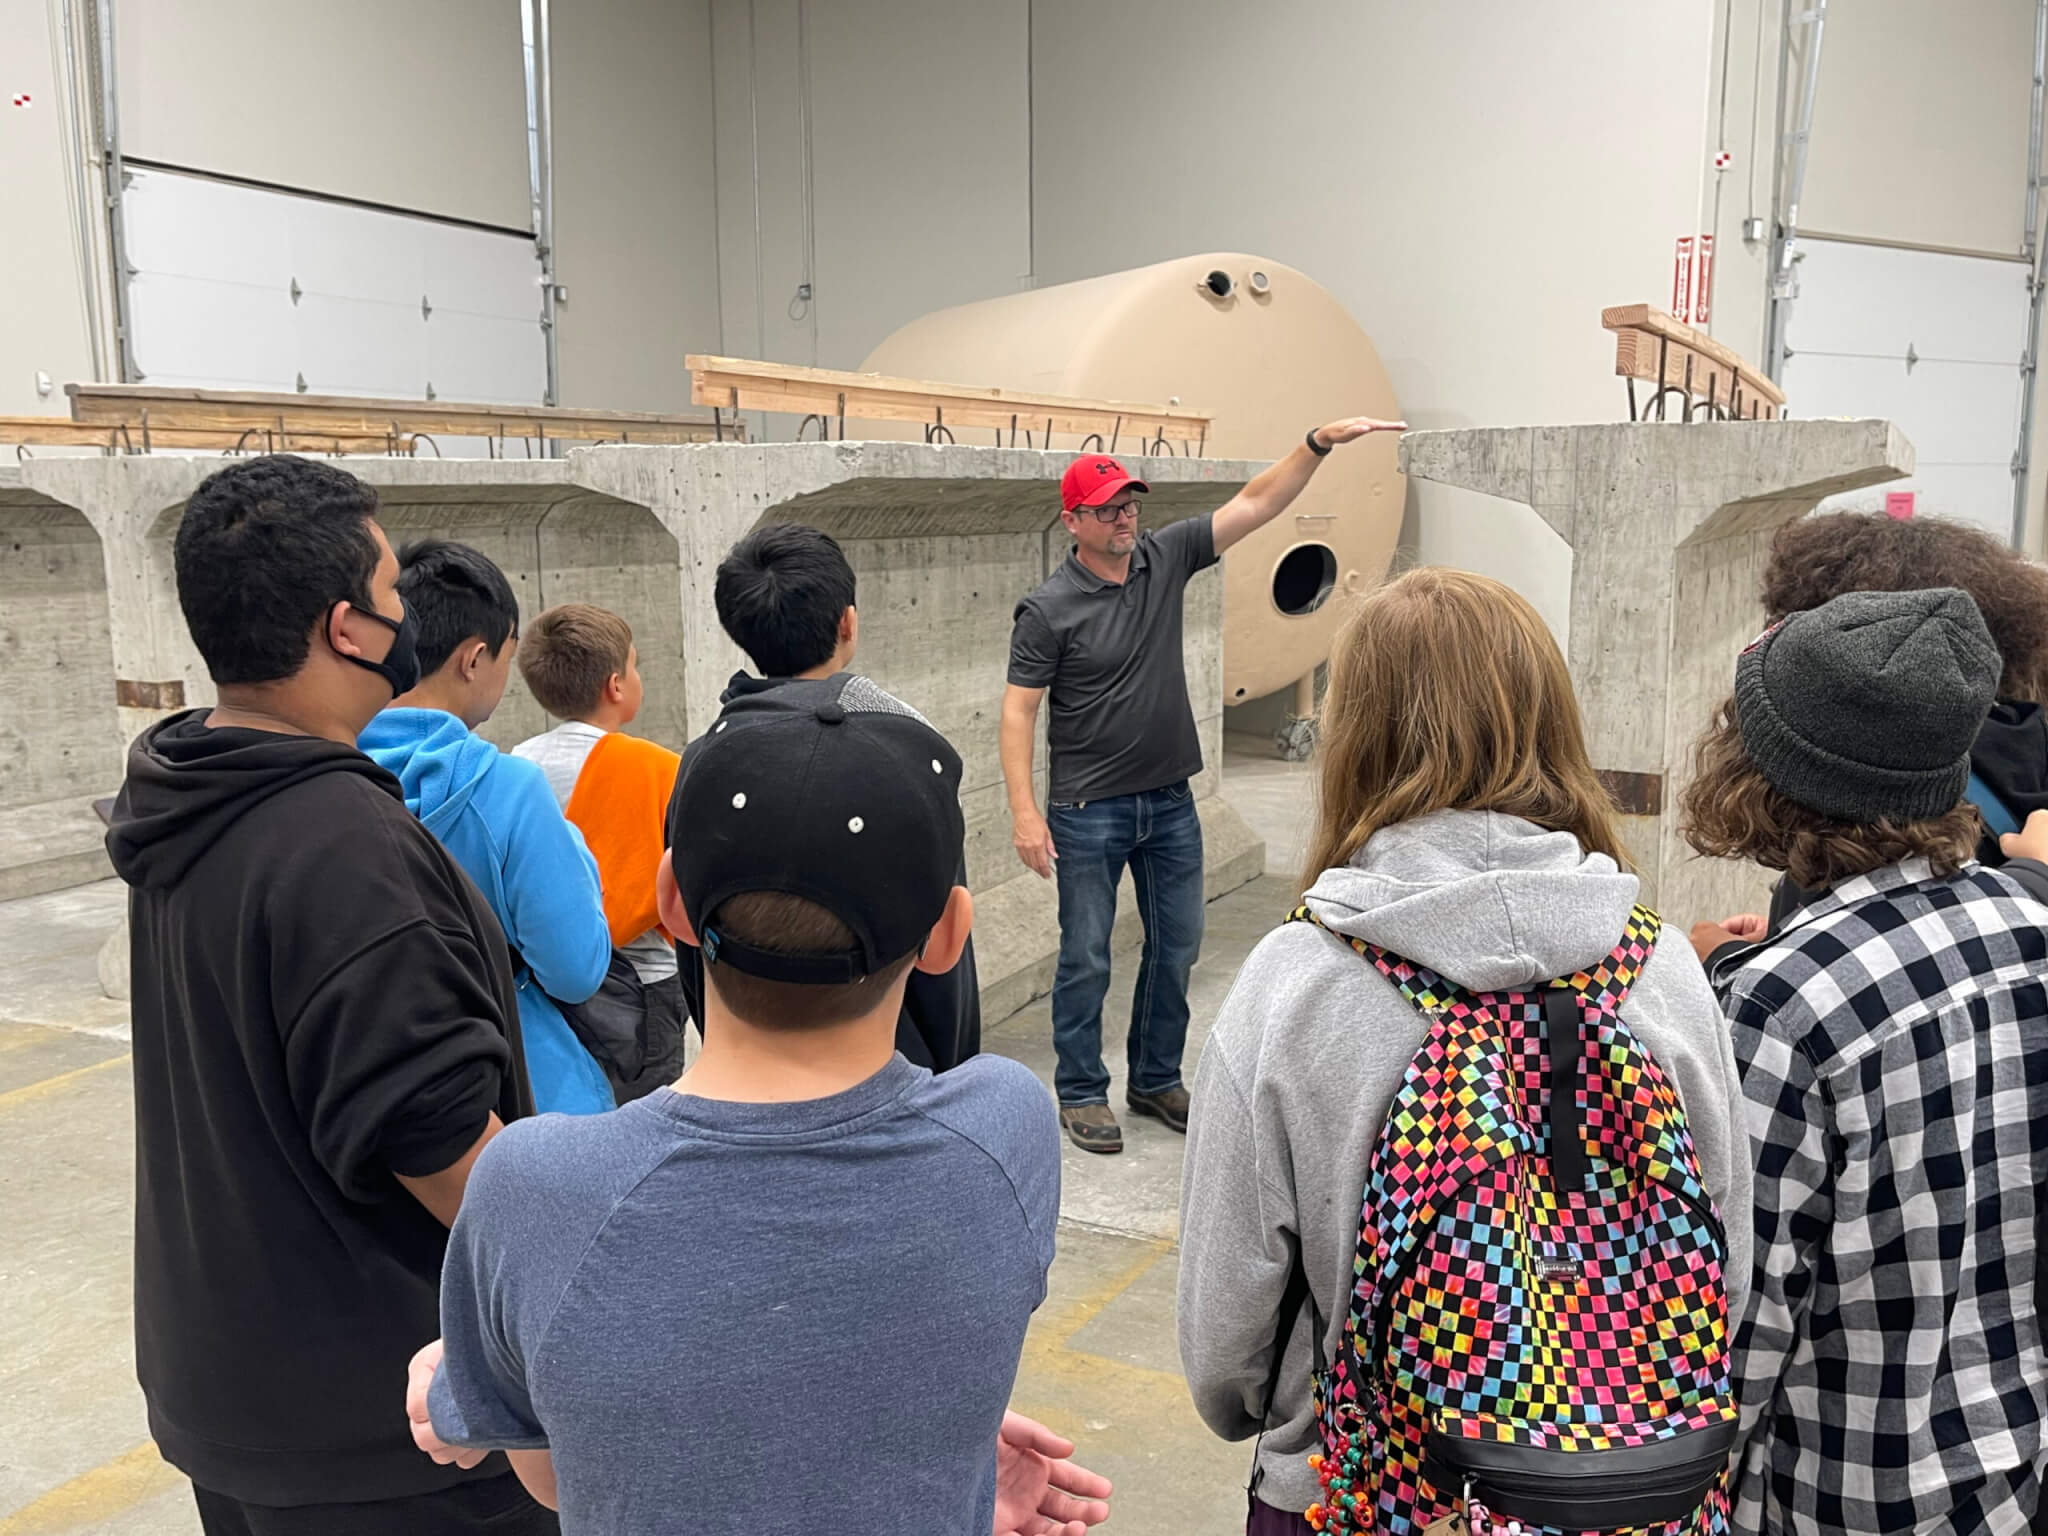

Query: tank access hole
[1271,542,1338,616]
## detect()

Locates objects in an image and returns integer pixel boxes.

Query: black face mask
[334,600,421,698]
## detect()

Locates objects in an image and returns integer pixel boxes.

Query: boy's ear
[605,670,627,703]
[912,886,973,976]
[655,850,696,944]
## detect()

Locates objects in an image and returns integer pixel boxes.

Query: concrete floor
[0,775,1313,1535]
[1220,737,1316,884]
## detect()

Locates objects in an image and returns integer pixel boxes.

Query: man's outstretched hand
[995,1411,1113,1536]
[406,1339,488,1469]
[1312,416,1407,449]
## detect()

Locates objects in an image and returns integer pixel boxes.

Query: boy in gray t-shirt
[409,696,1092,1534]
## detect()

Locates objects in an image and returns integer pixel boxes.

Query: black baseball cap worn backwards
[674,695,966,985]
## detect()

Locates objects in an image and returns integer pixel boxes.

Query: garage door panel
[1789,240,2029,364]
[296,296,428,398]
[289,199,427,309]
[1783,237,2026,541]
[1786,353,2021,466]
[127,272,297,390]
[423,222,543,324]
[123,169,290,291]
[121,166,544,412]
[427,313,549,405]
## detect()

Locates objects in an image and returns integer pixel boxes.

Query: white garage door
[1781,236,2029,542]
[122,167,547,407]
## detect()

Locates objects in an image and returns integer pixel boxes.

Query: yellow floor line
[1037,1235,1174,1347]
[0,1440,183,1535]
[0,1053,129,1114]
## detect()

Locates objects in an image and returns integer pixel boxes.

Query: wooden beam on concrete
[0,415,418,455]
[64,385,731,444]
[1601,304,1785,418]
[686,354,1212,446]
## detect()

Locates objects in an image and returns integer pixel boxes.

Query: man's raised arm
[1210,416,1406,556]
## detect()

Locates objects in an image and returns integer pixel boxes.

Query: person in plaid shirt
[1683,587,2048,1535]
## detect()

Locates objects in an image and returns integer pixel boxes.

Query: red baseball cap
[1060,454,1151,513]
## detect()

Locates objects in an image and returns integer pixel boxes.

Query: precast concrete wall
[0,480,122,810]
[10,442,1268,1021]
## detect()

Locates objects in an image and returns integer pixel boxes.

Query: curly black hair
[174,455,382,686]
[1762,511,2048,703]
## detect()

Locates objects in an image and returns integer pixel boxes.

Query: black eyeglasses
[1081,499,1142,524]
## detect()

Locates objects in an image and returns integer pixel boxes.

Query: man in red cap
[1002,418,1403,1153]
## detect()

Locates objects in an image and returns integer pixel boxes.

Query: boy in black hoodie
[105,456,553,1535]
[665,523,980,1071]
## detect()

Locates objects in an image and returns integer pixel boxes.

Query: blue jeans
[1048,781,1205,1106]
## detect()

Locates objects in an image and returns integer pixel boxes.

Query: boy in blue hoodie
[360,540,614,1116]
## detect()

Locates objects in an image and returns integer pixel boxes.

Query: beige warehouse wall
[1802,0,2035,257]
[114,0,532,230]
[549,0,725,411]
[1027,0,1716,641]
[0,0,104,417]
[709,0,1031,371]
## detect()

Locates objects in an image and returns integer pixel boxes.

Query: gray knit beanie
[1734,586,2001,824]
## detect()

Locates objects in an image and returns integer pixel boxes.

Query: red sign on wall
[1693,235,1716,326]
[1885,491,1916,520]
[1673,237,1695,323]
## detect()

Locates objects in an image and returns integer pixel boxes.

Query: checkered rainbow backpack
[1290,904,1738,1536]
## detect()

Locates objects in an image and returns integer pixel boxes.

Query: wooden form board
[0,415,417,455]
[1601,305,1784,419]
[64,384,733,445]
[686,354,1212,447]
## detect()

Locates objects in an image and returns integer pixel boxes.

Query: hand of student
[405,1339,488,1470]
[1014,810,1058,881]
[993,1412,1113,1536]
[1311,416,1408,449]
[1688,914,1764,964]
[2001,808,2048,863]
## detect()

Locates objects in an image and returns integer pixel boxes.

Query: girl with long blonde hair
[1177,568,1753,1534]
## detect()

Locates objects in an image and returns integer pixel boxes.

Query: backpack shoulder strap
[1562,903,1662,1012]
[1287,905,1470,1020]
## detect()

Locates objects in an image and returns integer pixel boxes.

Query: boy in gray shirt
[408,698,1101,1534]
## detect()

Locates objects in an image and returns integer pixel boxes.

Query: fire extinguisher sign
[1672,237,1695,324]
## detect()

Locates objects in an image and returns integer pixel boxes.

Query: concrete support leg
[1400,419,1914,921]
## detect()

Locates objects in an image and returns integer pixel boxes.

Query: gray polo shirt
[1007,514,1217,803]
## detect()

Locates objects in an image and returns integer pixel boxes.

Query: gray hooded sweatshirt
[1178,809,1754,1513]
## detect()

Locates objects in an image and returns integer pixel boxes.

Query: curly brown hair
[1679,698,1981,888]
[1762,512,2048,703]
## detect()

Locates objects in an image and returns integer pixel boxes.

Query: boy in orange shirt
[513,605,688,1094]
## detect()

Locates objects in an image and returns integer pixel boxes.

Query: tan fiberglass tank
[859,252,1404,707]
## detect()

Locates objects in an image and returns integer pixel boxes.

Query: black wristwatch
[1306,428,1331,456]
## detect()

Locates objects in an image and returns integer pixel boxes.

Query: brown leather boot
[1126,1084,1190,1134]
[1058,1103,1123,1154]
